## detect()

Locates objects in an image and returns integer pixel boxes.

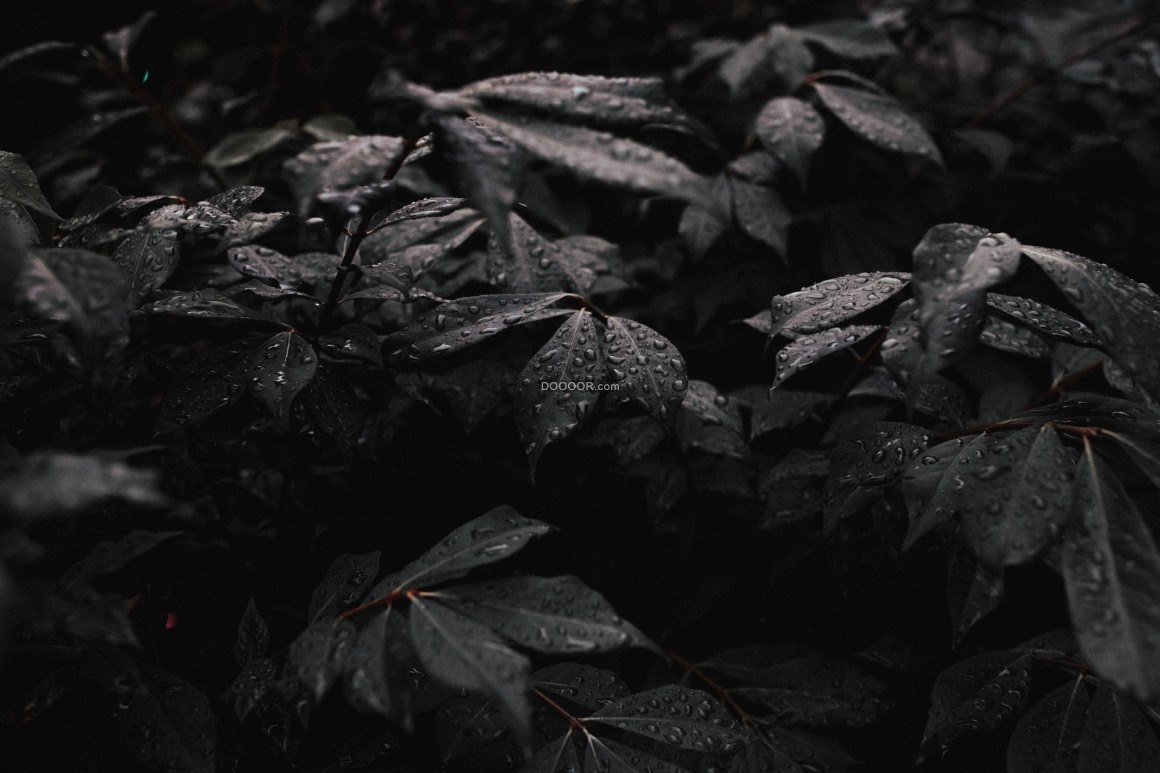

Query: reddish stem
[533,688,586,731]
[667,650,759,725]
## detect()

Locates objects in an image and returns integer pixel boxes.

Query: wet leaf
[825,421,930,532]
[1007,676,1090,773]
[602,317,687,420]
[434,115,524,239]
[409,596,534,746]
[309,551,380,621]
[205,124,298,169]
[1022,244,1160,401]
[1075,685,1160,772]
[301,364,364,460]
[719,24,813,99]
[111,226,182,306]
[473,113,710,204]
[679,176,731,259]
[367,506,553,597]
[60,529,181,586]
[488,213,601,293]
[515,310,602,475]
[136,288,261,322]
[343,609,414,721]
[729,178,789,256]
[384,292,571,361]
[205,186,265,218]
[986,293,1100,348]
[769,272,909,339]
[246,330,319,427]
[811,75,943,165]
[921,650,1035,756]
[772,324,881,388]
[917,426,1075,569]
[112,666,216,773]
[799,20,898,60]
[234,598,269,667]
[700,645,890,728]
[282,135,406,215]
[159,331,317,430]
[587,686,749,754]
[754,97,825,182]
[458,71,698,132]
[533,663,631,711]
[1061,446,1160,702]
[434,575,656,654]
[0,150,60,221]
[286,618,358,709]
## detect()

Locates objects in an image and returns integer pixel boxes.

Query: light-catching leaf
[754,97,825,182]
[915,426,1075,569]
[1006,676,1090,773]
[367,506,554,598]
[602,316,690,421]
[409,597,534,745]
[384,292,572,361]
[472,113,710,204]
[768,272,909,339]
[110,226,183,306]
[772,324,881,388]
[1023,244,1160,402]
[432,575,655,654]
[514,310,602,475]
[811,75,943,165]
[282,135,406,214]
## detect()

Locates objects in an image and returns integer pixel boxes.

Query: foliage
[3,1,1160,771]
